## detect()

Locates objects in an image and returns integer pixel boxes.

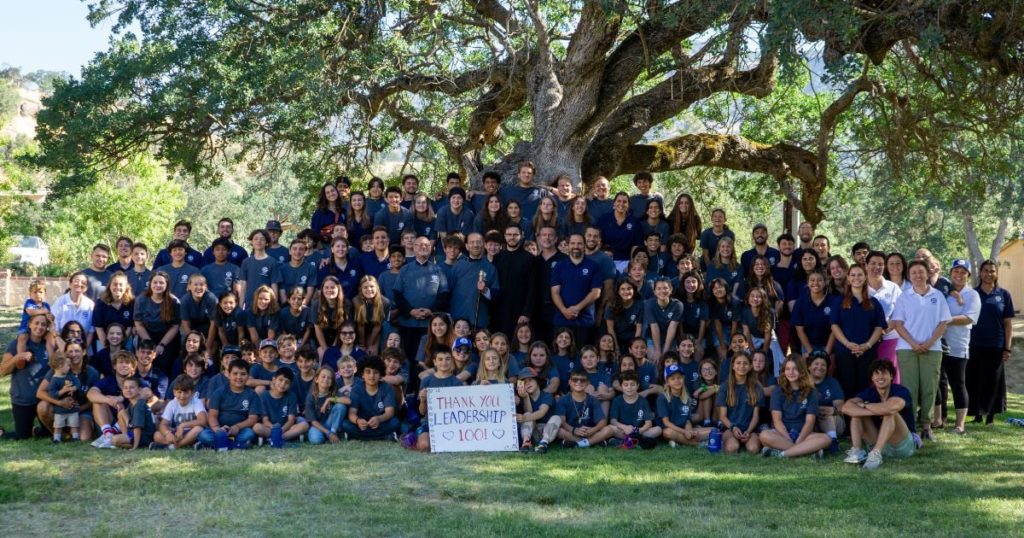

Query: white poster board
[427,384,520,453]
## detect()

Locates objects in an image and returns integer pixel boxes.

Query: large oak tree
[35,1,1024,224]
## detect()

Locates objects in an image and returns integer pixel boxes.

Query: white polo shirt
[892,285,952,351]
[868,278,902,341]
[945,286,981,358]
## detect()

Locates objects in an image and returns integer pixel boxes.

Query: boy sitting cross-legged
[199,359,262,450]
[556,369,614,448]
[152,375,207,449]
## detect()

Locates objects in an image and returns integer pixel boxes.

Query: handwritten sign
[427,384,519,453]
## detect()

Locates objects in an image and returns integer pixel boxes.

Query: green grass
[1,309,1023,537]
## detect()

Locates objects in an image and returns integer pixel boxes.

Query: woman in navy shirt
[829,264,886,399]
[967,260,1014,424]
[310,183,345,247]
[597,192,640,273]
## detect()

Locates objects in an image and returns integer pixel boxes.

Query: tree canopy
[35,0,1024,224]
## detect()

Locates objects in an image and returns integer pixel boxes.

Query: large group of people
[0,164,1014,469]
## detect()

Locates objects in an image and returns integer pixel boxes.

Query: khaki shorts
[869,432,915,459]
[53,413,80,429]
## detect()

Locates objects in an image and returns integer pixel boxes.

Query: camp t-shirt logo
[231,252,240,260]
[180,274,189,283]
[398,222,405,230]
[626,223,633,230]
[430,275,439,285]
[799,398,808,410]
[377,401,385,410]
[241,399,250,411]
[582,268,589,275]
[260,267,269,276]
[299,276,307,284]
[122,311,131,320]
[930,298,937,305]
[349,269,357,277]
[636,409,644,420]
[280,405,288,417]
[824,307,831,315]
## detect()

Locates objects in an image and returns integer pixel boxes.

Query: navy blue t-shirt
[610,395,653,427]
[259,390,298,425]
[856,383,916,434]
[770,387,820,432]
[716,382,763,430]
[814,377,844,408]
[971,287,1014,348]
[521,391,556,423]
[208,386,262,426]
[349,382,397,420]
[656,393,693,428]
[200,262,241,299]
[556,393,605,428]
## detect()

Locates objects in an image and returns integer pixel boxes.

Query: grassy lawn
[1,308,1022,537]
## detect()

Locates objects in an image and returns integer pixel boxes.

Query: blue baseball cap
[259,338,278,350]
[518,367,538,380]
[950,259,971,274]
[221,345,241,358]
[452,337,472,351]
[664,364,684,379]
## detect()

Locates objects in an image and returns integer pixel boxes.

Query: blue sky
[0,0,117,74]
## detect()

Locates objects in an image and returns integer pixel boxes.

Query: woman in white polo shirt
[935,259,980,434]
[891,259,952,441]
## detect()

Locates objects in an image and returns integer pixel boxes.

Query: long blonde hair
[475,348,508,384]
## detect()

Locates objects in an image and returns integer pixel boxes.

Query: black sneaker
[534,441,548,454]
[148,442,169,450]
[560,440,577,449]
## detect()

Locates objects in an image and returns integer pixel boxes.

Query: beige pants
[521,416,563,444]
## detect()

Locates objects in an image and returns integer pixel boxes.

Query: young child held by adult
[153,375,208,449]
[515,368,561,453]
[17,280,57,359]
[47,352,83,443]
[112,378,157,450]
[608,371,662,448]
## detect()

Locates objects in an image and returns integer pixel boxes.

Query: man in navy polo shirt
[552,234,603,346]
[202,218,249,266]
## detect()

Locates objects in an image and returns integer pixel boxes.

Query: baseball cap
[950,259,971,274]
[518,367,538,380]
[259,339,278,350]
[265,220,283,232]
[752,223,768,233]
[221,345,241,358]
[452,337,472,351]
[664,364,684,379]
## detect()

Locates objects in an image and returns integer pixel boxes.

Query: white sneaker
[92,432,114,449]
[843,447,867,464]
[861,450,883,470]
[668,440,678,448]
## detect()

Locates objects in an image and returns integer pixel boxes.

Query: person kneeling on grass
[841,359,917,470]
[199,359,262,450]
[152,375,207,449]
[556,369,614,448]
[254,368,309,444]
[343,357,401,441]
[516,368,561,454]
[112,378,157,450]
[608,371,662,448]
[659,364,712,447]
[760,355,833,459]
